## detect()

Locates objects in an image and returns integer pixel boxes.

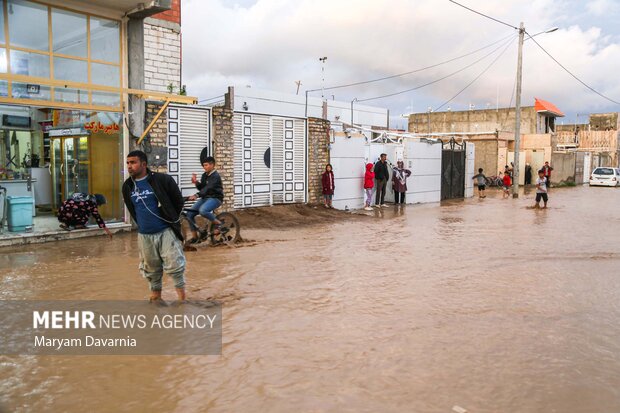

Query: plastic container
[7,196,33,232]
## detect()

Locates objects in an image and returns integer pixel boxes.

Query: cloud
[181,0,620,122]
[586,0,619,16]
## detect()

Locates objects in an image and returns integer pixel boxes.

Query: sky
[181,0,620,129]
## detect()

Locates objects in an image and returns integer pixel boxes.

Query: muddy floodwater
[1,185,620,412]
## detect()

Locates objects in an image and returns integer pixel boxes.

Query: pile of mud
[233,203,365,229]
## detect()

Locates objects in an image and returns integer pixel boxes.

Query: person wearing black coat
[122,150,187,302]
[373,153,389,207]
[524,163,532,185]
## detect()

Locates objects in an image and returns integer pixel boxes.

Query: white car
[589,167,620,187]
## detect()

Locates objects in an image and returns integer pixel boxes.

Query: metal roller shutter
[166,105,211,197]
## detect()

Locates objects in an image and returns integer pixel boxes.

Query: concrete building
[408,98,564,135]
[0,0,194,245]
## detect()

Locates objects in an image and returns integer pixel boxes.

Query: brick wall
[130,101,169,173]
[211,106,235,211]
[307,117,331,203]
[143,21,181,93]
[151,0,181,24]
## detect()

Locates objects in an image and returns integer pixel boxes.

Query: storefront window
[10,50,49,78]
[52,8,87,58]
[55,88,88,104]
[0,2,5,44]
[12,82,51,100]
[0,49,7,72]
[1,2,123,111]
[0,105,125,226]
[91,91,120,107]
[53,57,87,83]
[90,17,120,63]
[8,0,49,51]
[91,63,119,87]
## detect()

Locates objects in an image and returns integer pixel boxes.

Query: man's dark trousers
[375,179,387,205]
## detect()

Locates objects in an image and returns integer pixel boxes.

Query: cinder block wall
[307,117,331,203]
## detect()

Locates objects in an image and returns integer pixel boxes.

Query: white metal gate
[404,140,442,204]
[166,105,211,196]
[233,113,306,208]
[330,134,366,210]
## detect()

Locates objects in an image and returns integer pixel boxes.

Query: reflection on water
[1,186,620,412]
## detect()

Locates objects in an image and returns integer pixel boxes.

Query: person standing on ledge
[374,153,389,207]
[122,150,187,302]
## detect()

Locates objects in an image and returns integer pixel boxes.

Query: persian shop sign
[84,121,120,134]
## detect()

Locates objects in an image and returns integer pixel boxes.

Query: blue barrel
[7,196,34,232]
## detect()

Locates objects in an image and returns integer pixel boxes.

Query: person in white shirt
[535,169,548,209]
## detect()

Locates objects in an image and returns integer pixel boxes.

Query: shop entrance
[50,136,90,210]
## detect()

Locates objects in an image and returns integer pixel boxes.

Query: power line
[525,31,620,106]
[357,34,516,103]
[448,0,518,30]
[498,75,517,132]
[306,32,516,93]
[198,94,225,103]
[434,35,517,111]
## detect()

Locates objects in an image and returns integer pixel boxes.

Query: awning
[535,98,564,117]
[46,0,172,18]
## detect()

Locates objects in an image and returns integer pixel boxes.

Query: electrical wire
[448,0,518,30]
[434,35,517,111]
[198,94,225,103]
[356,34,517,103]
[306,32,516,93]
[498,74,517,132]
[525,31,620,106]
[447,1,620,107]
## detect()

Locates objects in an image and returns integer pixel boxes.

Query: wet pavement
[1,185,620,412]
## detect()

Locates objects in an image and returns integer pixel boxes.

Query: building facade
[0,0,187,240]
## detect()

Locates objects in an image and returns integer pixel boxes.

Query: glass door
[51,136,90,211]
[51,137,62,210]
[63,138,76,197]
[75,137,90,195]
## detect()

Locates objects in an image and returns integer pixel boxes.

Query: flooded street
[1,185,620,413]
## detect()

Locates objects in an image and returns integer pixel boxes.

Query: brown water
[1,185,620,413]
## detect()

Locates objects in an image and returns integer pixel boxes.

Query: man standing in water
[122,150,187,302]
[374,153,389,207]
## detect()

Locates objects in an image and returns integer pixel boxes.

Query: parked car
[589,167,620,187]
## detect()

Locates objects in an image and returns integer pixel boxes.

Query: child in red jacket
[321,164,335,208]
[502,171,512,198]
[364,163,375,210]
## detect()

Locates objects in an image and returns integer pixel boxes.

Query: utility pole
[319,56,327,99]
[427,107,432,138]
[350,98,358,126]
[512,22,525,198]
[295,80,302,95]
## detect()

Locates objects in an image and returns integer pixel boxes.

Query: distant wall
[550,152,576,184]
[408,106,538,134]
[468,139,497,177]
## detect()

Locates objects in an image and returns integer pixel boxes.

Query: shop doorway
[51,135,90,210]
